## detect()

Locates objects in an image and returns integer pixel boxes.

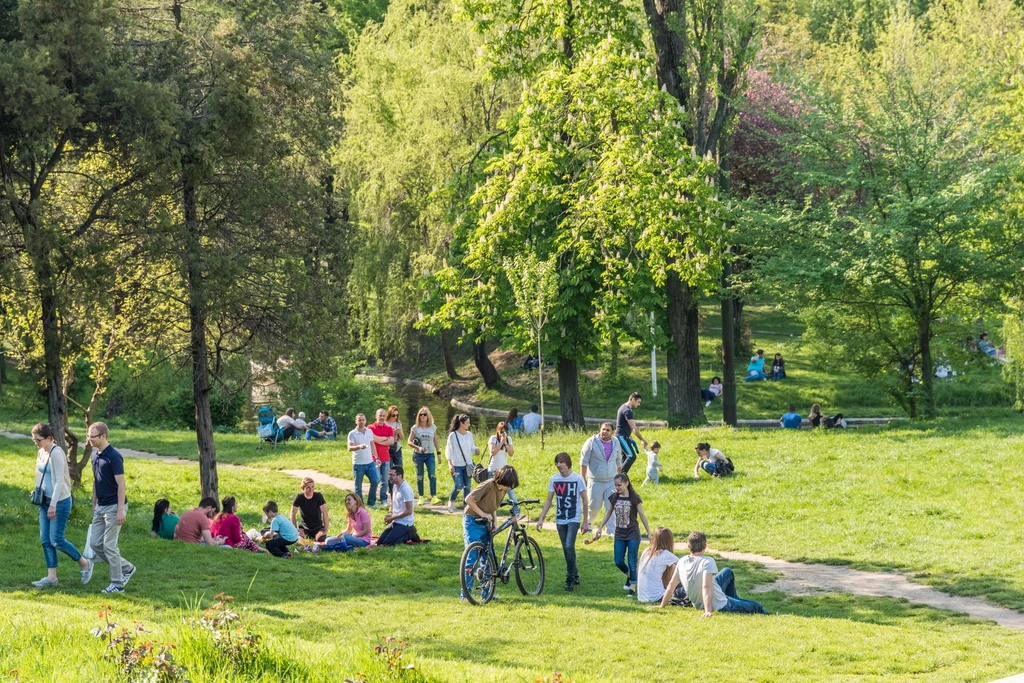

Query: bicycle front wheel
[514,535,545,596]
[461,542,496,605]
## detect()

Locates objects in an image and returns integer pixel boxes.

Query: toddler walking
[642,441,662,486]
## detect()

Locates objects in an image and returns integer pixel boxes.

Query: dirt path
[5,430,1023,629]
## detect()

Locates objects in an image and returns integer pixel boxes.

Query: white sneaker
[705,400,711,407]
[447,501,456,513]
[101,583,124,594]
[81,560,94,584]
[32,577,58,588]
[121,565,137,586]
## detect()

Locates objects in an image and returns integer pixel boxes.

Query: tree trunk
[556,356,586,428]
[734,297,750,358]
[473,339,501,389]
[440,330,459,380]
[0,347,4,396]
[665,272,706,426]
[720,264,737,427]
[64,427,89,488]
[604,329,620,384]
[918,317,935,418]
[183,176,219,500]
[38,271,68,450]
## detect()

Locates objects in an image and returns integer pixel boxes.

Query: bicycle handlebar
[501,499,540,507]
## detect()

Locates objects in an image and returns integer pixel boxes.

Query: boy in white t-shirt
[659,531,767,614]
[642,441,662,486]
[536,452,589,592]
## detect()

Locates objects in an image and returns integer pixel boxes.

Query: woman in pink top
[211,497,265,553]
[341,493,373,547]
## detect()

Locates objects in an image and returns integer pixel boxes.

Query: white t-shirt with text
[547,472,587,525]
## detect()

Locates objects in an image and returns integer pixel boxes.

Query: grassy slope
[404,304,1012,420]
[3,417,1024,681]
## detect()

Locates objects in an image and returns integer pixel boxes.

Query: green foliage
[748,0,1024,417]
[271,360,391,427]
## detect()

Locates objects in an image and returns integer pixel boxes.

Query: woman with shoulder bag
[30,423,91,587]
[445,414,481,513]
[385,405,405,469]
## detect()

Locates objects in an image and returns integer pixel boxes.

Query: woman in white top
[31,423,91,587]
[693,442,730,479]
[385,405,405,469]
[636,527,683,604]
[488,421,518,504]
[408,407,442,505]
[445,414,480,513]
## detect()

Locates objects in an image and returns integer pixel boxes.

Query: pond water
[387,382,503,435]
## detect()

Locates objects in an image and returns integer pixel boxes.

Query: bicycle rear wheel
[461,542,496,605]
[514,535,545,596]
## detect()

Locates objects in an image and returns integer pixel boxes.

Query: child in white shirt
[642,441,662,486]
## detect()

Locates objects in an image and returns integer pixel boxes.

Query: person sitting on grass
[174,497,225,546]
[506,407,524,435]
[637,527,686,605]
[276,408,301,441]
[211,497,266,553]
[659,531,768,615]
[780,404,802,429]
[291,477,328,541]
[522,405,543,435]
[809,403,824,428]
[642,441,663,486]
[831,413,847,429]
[341,493,373,548]
[536,452,589,592]
[151,499,179,540]
[377,467,418,546]
[701,377,723,406]
[462,466,520,601]
[592,473,652,596]
[693,442,732,479]
[262,501,299,558]
[978,332,997,357]
[743,350,767,381]
[304,410,338,441]
[770,353,786,381]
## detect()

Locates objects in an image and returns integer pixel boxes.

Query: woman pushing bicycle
[462,465,519,601]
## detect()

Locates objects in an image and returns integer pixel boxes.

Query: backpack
[713,458,735,476]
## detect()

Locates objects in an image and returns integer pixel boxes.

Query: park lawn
[407,304,1013,421]
[2,439,1024,683]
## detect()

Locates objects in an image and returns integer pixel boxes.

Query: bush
[271,359,390,428]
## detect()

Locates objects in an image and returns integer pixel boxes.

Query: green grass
[4,416,1024,681]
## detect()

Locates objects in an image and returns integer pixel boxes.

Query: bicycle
[460,498,545,605]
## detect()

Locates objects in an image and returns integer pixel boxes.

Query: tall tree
[0,0,173,447]
[642,0,760,425]
[750,0,1024,417]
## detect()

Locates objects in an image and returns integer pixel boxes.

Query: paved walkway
[4,430,1022,629]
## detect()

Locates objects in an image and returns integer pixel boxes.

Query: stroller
[256,405,282,450]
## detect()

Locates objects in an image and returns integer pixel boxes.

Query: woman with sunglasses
[31,423,91,587]
[408,407,442,505]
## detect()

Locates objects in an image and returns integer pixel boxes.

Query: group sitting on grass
[743,350,787,382]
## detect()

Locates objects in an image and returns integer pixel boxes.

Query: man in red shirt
[368,408,395,508]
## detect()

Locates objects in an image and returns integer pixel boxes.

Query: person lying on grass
[659,531,767,615]
[593,473,651,596]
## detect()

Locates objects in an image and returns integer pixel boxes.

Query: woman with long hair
[809,403,823,428]
[771,353,786,380]
[341,493,373,548]
[408,407,442,505]
[385,405,405,469]
[593,473,651,595]
[636,527,682,603]
[151,499,179,540]
[488,421,518,504]
[506,407,524,435]
[211,497,265,552]
[445,414,480,513]
[30,423,91,587]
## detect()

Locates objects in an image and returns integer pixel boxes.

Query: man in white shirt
[377,467,416,545]
[348,413,380,507]
[522,405,543,435]
[659,531,767,614]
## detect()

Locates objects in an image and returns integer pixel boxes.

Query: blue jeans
[449,465,470,504]
[557,522,580,583]
[352,463,379,506]
[40,497,81,569]
[462,514,491,598]
[701,389,716,402]
[342,534,370,548]
[771,370,785,380]
[743,371,767,382]
[305,430,336,441]
[618,435,640,474]
[414,453,437,497]
[378,461,391,503]
[390,448,403,469]
[716,567,768,614]
[613,537,641,585]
